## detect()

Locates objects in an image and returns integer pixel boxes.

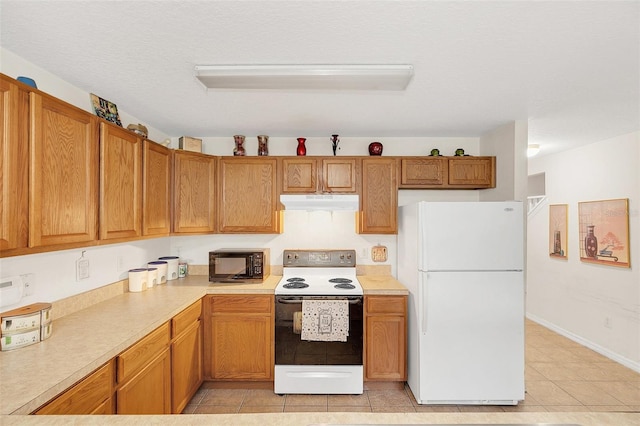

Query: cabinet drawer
[209,295,272,314]
[35,360,114,414]
[172,299,202,337]
[366,296,406,315]
[117,322,170,383]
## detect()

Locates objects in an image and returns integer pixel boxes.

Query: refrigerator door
[413,270,524,404]
[418,201,524,272]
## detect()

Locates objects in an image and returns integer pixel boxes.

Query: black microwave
[209,249,270,283]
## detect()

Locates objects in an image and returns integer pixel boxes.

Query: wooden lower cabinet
[34,360,115,415]
[203,294,274,380]
[364,295,407,381]
[171,299,203,414]
[116,348,172,414]
[116,322,171,414]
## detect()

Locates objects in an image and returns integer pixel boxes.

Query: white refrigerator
[398,201,525,405]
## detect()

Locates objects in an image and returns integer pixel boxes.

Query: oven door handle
[276,297,362,305]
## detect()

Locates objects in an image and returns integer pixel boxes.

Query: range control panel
[283,250,356,267]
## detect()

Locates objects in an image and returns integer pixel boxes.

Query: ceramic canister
[148,261,168,284]
[128,268,148,292]
[159,256,180,280]
[147,267,158,288]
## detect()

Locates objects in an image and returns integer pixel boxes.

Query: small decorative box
[179,136,203,153]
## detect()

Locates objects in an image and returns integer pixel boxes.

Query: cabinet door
[399,157,447,187]
[143,140,171,236]
[117,348,172,414]
[173,150,216,233]
[448,157,495,188]
[358,158,397,234]
[210,314,273,380]
[281,157,317,193]
[35,361,114,415]
[364,296,407,381]
[0,76,29,253]
[100,122,142,240]
[29,92,99,247]
[321,158,358,193]
[204,295,274,380]
[171,319,203,413]
[218,158,280,233]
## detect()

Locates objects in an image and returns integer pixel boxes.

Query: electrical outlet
[117,256,125,272]
[20,273,35,296]
[76,257,90,281]
[604,317,612,329]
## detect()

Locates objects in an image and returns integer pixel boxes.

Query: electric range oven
[274,249,363,395]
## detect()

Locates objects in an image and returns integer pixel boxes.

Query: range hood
[280,194,359,211]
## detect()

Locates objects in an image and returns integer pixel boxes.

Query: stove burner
[283,282,309,289]
[329,278,353,284]
[286,277,305,282]
[334,283,356,290]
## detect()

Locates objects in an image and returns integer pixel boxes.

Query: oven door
[275,295,363,366]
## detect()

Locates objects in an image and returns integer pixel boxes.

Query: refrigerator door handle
[421,274,428,334]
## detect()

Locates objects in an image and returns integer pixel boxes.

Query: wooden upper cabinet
[321,158,359,193]
[399,156,495,189]
[0,76,29,253]
[281,157,318,193]
[99,122,142,241]
[447,156,495,188]
[142,140,171,236]
[29,92,99,248]
[218,157,280,234]
[400,157,447,187]
[172,150,216,234]
[358,158,398,234]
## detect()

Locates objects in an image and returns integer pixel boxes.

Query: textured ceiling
[1,1,638,157]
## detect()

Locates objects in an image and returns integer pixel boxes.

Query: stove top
[275,250,363,296]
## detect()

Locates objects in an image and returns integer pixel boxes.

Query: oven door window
[275,296,363,366]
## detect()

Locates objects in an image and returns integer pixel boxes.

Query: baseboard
[526,313,640,373]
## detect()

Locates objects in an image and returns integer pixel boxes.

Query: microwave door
[212,255,250,281]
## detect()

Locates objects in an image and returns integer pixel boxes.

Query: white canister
[159,256,180,281]
[146,267,158,288]
[128,268,148,292]
[148,261,168,284]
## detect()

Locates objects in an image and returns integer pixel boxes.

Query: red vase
[296,138,307,156]
[368,141,383,155]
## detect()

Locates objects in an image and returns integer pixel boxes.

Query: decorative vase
[368,141,383,156]
[257,135,269,156]
[330,134,340,156]
[584,225,598,258]
[430,148,440,156]
[455,148,465,156]
[296,138,307,156]
[233,135,246,156]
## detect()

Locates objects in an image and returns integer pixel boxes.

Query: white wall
[527,131,640,369]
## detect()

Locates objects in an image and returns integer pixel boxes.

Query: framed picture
[549,204,568,259]
[90,93,122,126]
[578,198,630,267]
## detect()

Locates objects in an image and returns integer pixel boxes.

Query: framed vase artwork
[549,204,568,259]
[578,198,630,268]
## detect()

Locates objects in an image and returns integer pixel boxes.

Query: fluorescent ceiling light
[527,144,541,157]
[194,64,413,90]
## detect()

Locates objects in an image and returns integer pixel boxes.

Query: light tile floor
[183,319,640,414]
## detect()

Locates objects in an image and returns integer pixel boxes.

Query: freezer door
[414,271,524,404]
[419,202,523,271]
